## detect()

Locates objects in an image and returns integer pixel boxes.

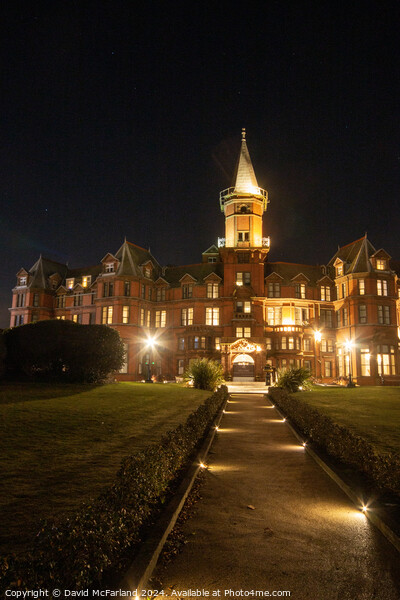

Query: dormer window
[376,259,386,270]
[19,276,27,286]
[82,275,91,288]
[336,264,343,277]
[208,257,217,263]
[105,263,114,273]
[238,232,249,242]
[66,278,74,290]
[295,283,306,299]
[144,267,151,278]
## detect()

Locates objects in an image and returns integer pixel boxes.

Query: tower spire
[233,128,259,194]
[219,130,269,249]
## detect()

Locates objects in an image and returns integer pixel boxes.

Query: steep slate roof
[164,262,224,287]
[328,235,377,274]
[232,128,259,192]
[115,240,162,279]
[28,256,69,289]
[66,264,103,279]
[265,262,326,286]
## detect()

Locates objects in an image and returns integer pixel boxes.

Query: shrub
[276,366,312,392]
[184,358,224,391]
[269,387,400,498]
[4,320,125,383]
[0,386,228,591]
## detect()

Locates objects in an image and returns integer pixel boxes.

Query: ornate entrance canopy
[229,338,262,354]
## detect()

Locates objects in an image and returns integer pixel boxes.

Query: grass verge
[296,386,400,455]
[0,382,210,556]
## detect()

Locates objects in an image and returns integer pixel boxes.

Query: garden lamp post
[314,330,322,379]
[345,339,355,387]
[145,336,155,383]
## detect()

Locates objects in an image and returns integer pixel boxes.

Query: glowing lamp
[314,330,322,343]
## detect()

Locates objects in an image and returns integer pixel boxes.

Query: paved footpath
[154,394,400,600]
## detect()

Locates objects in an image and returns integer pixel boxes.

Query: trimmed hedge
[1,386,228,591]
[269,387,400,498]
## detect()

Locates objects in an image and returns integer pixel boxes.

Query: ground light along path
[153,394,400,599]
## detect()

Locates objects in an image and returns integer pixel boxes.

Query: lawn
[0,382,210,557]
[299,386,400,455]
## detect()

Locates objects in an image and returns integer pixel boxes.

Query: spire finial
[242,128,246,141]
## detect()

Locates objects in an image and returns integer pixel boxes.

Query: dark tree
[4,320,125,383]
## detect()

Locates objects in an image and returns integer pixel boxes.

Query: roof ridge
[270,261,320,267]
[338,235,366,250]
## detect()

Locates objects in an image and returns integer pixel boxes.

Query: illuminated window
[303,338,311,351]
[236,326,251,338]
[18,276,27,286]
[358,304,367,324]
[336,264,343,276]
[105,263,114,273]
[268,282,280,298]
[378,305,390,324]
[66,278,74,290]
[295,283,306,299]
[146,310,151,328]
[320,286,331,301]
[82,275,91,288]
[360,346,370,376]
[139,308,145,326]
[182,284,193,299]
[376,259,386,270]
[377,345,396,375]
[267,306,282,325]
[155,310,166,328]
[342,307,348,326]
[377,279,388,296]
[207,283,219,298]
[181,307,193,326]
[122,306,129,324]
[215,337,221,350]
[288,337,295,350]
[281,336,287,350]
[236,301,251,313]
[193,336,206,349]
[265,337,272,350]
[358,279,365,295]
[236,272,251,286]
[144,267,151,278]
[56,315,65,320]
[102,306,113,324]
[206,307,219,326]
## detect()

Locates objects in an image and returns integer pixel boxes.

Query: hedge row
[1,386,228,591]
[268,387,400,498]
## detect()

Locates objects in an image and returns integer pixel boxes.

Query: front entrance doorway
[232,353,255,382]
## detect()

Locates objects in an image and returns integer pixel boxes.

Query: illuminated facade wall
[9,133,400,385]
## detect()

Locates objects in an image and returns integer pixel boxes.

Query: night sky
[1,1,399,327]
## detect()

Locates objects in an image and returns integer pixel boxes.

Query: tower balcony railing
[219,186,269,211]
[217,237,270,249]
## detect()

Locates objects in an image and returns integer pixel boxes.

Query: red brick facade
[9,133,400,385]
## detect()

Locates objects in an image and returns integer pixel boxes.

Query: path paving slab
[153,393,400,600]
